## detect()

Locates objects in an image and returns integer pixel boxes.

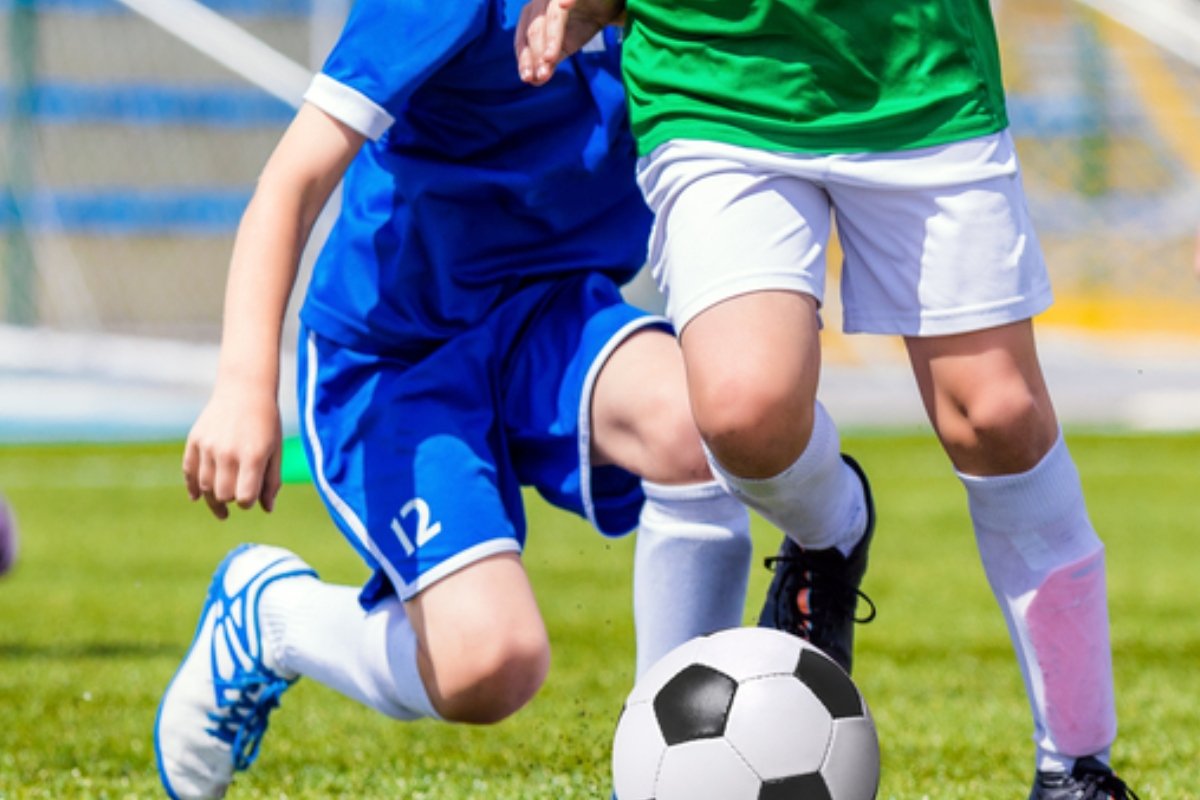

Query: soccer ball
[612,627,880,800]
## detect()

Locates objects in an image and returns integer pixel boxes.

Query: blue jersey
[298,0,651,356]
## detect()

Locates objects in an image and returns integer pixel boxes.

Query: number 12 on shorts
[390,498,442,556]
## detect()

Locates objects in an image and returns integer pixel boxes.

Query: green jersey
[621,0,1009,155]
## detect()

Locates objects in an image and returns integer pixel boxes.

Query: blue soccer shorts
[296,272,670,606]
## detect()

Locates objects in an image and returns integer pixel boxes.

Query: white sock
[259,577,441,722]
[634,480,752,677]
[960,433,1117,774]
[705,402,866,555]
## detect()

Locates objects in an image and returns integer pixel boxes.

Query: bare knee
[938,385,1057,474]
[425,626,551,724]
[909,321,1059,476]
[693,377,814,478]
[410,557,551,725]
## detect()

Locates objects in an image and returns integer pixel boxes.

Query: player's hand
[183,382,283,520]
[515,0,624,85]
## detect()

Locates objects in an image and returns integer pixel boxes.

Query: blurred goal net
[996,0,1200,337]
[0,0,1197,438]
[0,0,346,437]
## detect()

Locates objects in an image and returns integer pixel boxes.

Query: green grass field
[0,432,1195,798]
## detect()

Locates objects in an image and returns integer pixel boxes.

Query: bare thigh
[591,327,710,484]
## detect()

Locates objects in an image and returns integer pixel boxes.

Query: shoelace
[1040,761,1141,799]
[199,558,305,774]
[1077,769,1140,800]
[764,553,877,634]
[206,673,291,771]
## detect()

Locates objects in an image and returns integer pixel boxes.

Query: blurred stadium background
[1,0,1198,441]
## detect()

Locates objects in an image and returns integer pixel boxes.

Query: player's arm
[515,0,626,85]
[184,103,365,519]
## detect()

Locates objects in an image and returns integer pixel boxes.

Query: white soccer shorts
[636,130,1055,337]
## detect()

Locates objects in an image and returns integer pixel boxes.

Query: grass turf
[0,432,1195,798]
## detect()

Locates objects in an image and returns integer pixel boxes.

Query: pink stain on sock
[1025,548,1117,756]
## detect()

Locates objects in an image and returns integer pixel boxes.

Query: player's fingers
[516,2,537,80]
[194,446,234,520]
[535,0,573,82]
[517,0,573,84]
[190,443,217,507]
[182,440,202,501]
[232,439,279,511]
[202,490,230,521]
[234,455,267,511]
[194,445,218,500]
[541,0,570,64]
[517,3,548,83]
[207,447,241,512]
[199,446,236,520]
[260,451,282,513]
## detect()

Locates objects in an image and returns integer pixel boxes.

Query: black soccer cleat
[757,454,876,674]
[1029,756,1141,799]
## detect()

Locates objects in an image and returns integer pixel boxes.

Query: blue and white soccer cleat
[154,543,317,799]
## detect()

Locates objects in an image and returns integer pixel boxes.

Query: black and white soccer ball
[612,627,880,800]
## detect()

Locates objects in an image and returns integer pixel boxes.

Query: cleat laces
[202,557,299,774]
[757,454,876,674]
[1076,770,1140,800]
[207,672,291,771]
[763,548,877,641]
[1036,758,1141,800]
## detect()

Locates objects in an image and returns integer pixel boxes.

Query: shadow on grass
[0,640,180,660]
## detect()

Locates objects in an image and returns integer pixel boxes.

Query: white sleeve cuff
[303,73,395,141]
